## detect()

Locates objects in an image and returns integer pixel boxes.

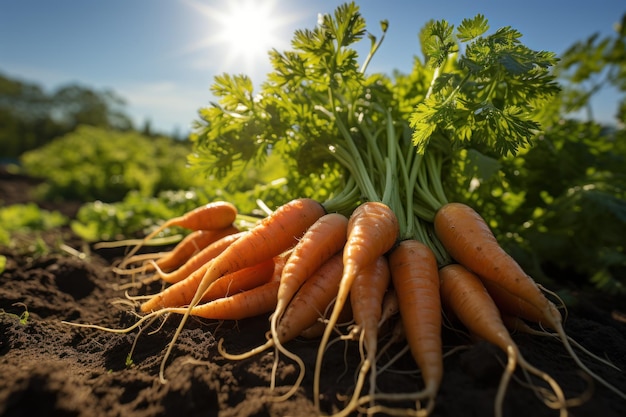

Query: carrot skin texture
[314,202,399,408]
[389,239,443,394]
[162,201,238,232]
[174,252,289,320]
[274,212,349,320]
[155,226,239,273]
[439,263,513,352]
[176,279,280,320]
[122,201,238,263]
[350,255,390,355]
[157,232,245,284]
[343,202,399,278]
[142,259,272,311]
[379,287,399,329]
[140,233,245,312]
[200,256,275,303]
[434,202,562,330]
[191,198,326,309]
[277,251,344,343]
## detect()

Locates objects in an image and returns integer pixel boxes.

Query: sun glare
[186,0,297,73]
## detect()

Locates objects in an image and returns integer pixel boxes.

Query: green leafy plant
[0,203,68,251]
[0,303,30,325]
[191,4,558,265]
[71,189,214,242]
[20,125,204,202]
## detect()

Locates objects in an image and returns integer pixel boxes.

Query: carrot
[365,239,442,416]
[271,251,345,399]
[121,201,238,264]
[165,251,290,323]
[314,201,399,410]
[141,257,272,311]
[151,232,245,284]
[434,202,626,401]
[434,203,560,328]
[275,251,345,344]
[167,267,281,320]
[219,251,345,401]
[151,226,239,273]
[114,226,240,276]
[333,255,390,417]
[200,256,275,303]
[272,212,349,330]
[439,263,567,417]
[159,198,326,382]
[266,213,348,384]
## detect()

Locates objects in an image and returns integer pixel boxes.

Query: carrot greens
[190,3,559,266]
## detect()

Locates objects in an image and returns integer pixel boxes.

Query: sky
[1,0,624,135]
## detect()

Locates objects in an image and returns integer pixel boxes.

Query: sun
[185,0,297,73]
[218,1,277,57]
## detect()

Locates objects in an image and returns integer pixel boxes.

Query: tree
[51,84,132,131]
[0,72,133,159]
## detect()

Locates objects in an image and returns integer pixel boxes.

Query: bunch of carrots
[68,4,625,417]
[82,195,624,417]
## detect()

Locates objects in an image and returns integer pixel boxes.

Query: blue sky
[1,0,624,135]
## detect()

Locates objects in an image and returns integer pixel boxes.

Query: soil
[1,167,625,417]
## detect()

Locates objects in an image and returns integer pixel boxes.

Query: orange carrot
[115,226,240,276]
[314,201,399,410]
[270,250,344,400]
[370,239,442,415]
[164,251,291,320]
[141,250,274,311]
[200,256,275,303]
[168,271,281,320]
[140,232,244,312]
[189,198,326,304]
[378,287,399,330]
[153,226,240,273]
[215,251,342,346]
[434,202,626,401]
[269,212,349,374]
[434,202,561,330]
[275,251,344,344]
[151,232,245,284]
[122,201,238,263]
[168,251,291,321]
[159,198,326,382]
[334,255,390,417]
[439,263,567,417]
[273,213,349,325]
[219,251,345,401]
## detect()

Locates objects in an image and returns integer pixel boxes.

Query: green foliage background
[20,125,203,202]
